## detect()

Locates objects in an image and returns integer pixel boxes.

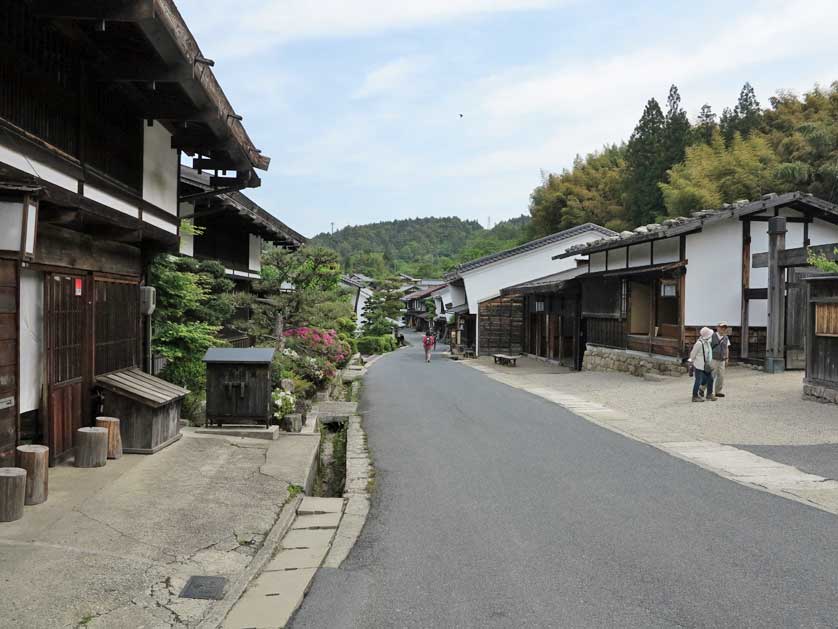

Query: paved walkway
[0,429,318,629]
[290,337,838,628]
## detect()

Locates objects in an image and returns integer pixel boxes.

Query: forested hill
[311,215,532,278]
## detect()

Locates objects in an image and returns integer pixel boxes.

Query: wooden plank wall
[807,279,838,387]
[0,260,17,466]
[478,296,523,356]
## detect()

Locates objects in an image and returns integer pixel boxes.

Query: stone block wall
[582,344,688,377]
[803,383,838,405]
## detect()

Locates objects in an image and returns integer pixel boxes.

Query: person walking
[422,331,436,363]
[711,322,731,398]
[688,327,717,402]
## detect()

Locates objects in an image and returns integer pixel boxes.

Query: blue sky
[177,0,838,238]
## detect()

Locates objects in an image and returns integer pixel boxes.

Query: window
[815,303,838,337]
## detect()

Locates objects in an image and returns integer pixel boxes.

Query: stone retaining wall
[582,344,687,377]
[803,383,838,405]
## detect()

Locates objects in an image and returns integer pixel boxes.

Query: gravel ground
[483,357,838,446]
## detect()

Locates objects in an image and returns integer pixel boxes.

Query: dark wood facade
[805,275,838,394]
[0,261,17,467]
[478,296,523,356]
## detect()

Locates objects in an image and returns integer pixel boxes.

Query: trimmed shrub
[357,335,397,355]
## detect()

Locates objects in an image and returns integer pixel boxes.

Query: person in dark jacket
[710,322,731,397]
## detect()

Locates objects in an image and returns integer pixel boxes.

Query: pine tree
[719,106,737,144]
[624,98,666,225]
[694,103,717,145]
[662,85,691,169]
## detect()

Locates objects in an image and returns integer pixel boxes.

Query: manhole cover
[180,576,228,600]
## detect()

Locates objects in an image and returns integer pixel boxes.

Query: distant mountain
[311,215,532,279]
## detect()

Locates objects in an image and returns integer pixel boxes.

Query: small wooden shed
[803,274,838,404]
[96,368,189,454]
[203,348,275,428]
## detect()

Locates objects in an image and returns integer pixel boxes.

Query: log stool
[16,445,48,505]
[95,417,123,460]
[0,467,26,522]
[75,427,108,468]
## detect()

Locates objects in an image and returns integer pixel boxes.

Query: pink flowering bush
[282,327,352,386]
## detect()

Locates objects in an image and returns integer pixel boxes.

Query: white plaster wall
[628,242,651,267]
[608,247,627,269]
[810,218,838,245]
[143,211,178,234]
[684,218,742,326]
[589,251,606,273]
[0,143,77,192]
[653,237,679,264]
[143,121,179,215]
[19,269,43,413]
[463,231,604,313]
[749,223,769,326]
[249,234,262,272]
[448,284,467,309]
[178,202,195,256]
[85,184,140,218]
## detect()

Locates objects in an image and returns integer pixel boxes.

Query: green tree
[624,98,667,225]
[660,129,781,215]
[693,103,718,145]
[662,85,691,168]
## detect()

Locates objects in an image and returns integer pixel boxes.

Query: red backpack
[423,335,435,348]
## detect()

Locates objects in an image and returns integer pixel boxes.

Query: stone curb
[458,360,838,517]
[197,493,303,629]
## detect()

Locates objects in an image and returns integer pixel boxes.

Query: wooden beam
[752,242,838,269]
[29,0,154,21]
[747,216,811,223]
[95,63,193,84]
[192,158,237,171]
[745,288,768,300]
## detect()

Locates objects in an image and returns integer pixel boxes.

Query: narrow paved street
[291,336,838,628]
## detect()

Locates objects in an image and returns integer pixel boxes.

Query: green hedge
[357,335,397,355]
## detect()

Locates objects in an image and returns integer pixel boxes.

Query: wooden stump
[95,417,123,460]
[75,427,108,468]
[16,445,48,505]
[0,468,26,522]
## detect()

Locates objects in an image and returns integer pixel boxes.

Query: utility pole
[331,222,335,234]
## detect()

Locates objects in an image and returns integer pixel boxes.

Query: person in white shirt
[688,327,717,402]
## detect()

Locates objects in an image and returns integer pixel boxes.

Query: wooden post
[766,217,787,373]
[0,468,26,522]
[95,417,123,459]
[75,427,108,468]
[740,220,751,360]
[16,445,48,505]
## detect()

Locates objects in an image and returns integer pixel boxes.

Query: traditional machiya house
[0,1,269,465]
[401,285,444,331]
[499,265,588,370]
[340,275,373,332]
[179,167,305,285]
[446,224,616,357]
[556,192,838,375]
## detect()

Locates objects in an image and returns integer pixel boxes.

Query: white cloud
[483,0,838,120]
[353,56,429,100]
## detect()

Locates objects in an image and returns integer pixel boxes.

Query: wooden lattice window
[815,303,838,337]
[94,280,141,376]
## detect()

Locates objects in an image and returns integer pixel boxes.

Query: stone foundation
[803,383,838,405]
[582,344,687,378]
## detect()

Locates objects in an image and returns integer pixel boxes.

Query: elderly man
[711,322,731,398]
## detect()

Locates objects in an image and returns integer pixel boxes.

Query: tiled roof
[446,223,616,279]
[556,192,838,259]
[500,266,586,296]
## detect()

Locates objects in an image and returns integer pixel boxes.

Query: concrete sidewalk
[0,428,319,629]
[462,356,838,515]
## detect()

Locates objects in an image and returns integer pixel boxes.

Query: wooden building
[0,1,268,465]
[556,193,838,370]
[400,285,444,331]
[446,224,615,357]
[500,266,586,369]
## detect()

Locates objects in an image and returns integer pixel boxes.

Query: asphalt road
[291,336,838,628]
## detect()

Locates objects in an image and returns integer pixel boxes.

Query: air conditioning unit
[140,286,156,315]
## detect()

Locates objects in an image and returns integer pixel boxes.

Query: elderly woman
[688,327,717,403]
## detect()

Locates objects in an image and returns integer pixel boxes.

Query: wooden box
[96,368,189,454]
[203,348,275,428]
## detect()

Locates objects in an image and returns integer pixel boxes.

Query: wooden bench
[461,348,476,359]
[493,354,518,367]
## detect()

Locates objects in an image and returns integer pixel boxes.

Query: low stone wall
[582,344,688,377]
[803,383,838,405]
